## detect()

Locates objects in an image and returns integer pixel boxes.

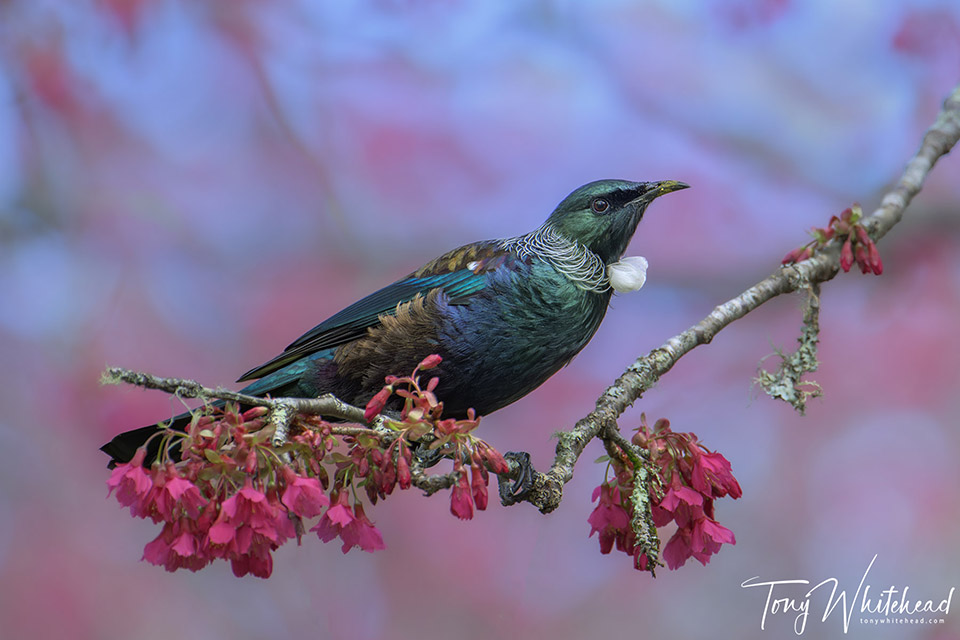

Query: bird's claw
[412,442,446,469]
[498,451,535,505]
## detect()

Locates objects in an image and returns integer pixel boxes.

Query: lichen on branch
[755,283,823,414]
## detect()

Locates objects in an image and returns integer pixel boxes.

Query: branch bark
[507,83,960,514]
[101,366,385,436]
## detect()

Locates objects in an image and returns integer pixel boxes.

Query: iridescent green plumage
[101,179,687,466]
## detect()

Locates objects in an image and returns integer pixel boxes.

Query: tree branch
[510,83,960,514]
[102,366,384,435]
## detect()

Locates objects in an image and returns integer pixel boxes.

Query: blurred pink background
[1,2,959,639]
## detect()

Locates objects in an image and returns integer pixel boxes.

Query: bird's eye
[591,198,610,214]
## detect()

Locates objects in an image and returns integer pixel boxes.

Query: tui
[100,179,688,466]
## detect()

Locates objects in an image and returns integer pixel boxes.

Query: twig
[508,83,960,514]
[101,366,384,435]
[409,466,459,495]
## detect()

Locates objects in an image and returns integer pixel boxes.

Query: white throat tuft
[607,256,648,293]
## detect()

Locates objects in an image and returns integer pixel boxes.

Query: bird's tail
[99,410,199,469]
[100,352,333,467]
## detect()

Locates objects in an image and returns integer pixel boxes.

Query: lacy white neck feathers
[500,226,648,295]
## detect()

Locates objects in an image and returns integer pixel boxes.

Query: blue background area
[1,2,959,638]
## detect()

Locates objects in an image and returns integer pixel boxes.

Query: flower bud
[364,386,392,422]
[868,241,883,275]
[417,354,443,370]
[397,455,411,490]
[840,237,854,272]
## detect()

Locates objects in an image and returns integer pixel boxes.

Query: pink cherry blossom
[106,448,152,515]
[663,528,693,570]
[156,472,207,520]
[338,503,385,553]
[659,483,704,512]
[143,520,211,573]
[281,468,329,519]
[588,484,631,555]
[694,451,742,499]
[312,492,355,543]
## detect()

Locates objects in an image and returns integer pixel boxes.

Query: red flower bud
[855,242,869,273]
[397,454,411,490]
[244,449,258,474]
[365,482,380,505]
[356,455,369,477]
[450,472,474,520]
[417,354,443,370]
[470,464,488,511]
[479,444,509,474]
[782,246,804,265]
[820,226,835,242]
[869,242,883,275]
[379,460,396,495]
[840,237,854,272]
[242,406,269,421]
[364,386,392,422]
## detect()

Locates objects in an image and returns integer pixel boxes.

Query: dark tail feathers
[100,413,193,469]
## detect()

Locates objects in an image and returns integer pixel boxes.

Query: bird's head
[544,179,689,264]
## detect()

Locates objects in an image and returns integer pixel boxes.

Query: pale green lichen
[755,284,823,415]
[628,458,662,575]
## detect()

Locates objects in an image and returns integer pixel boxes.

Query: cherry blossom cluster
[107,355,506,578]
[588,414,741,572]
[782,203,883,274]
[363,354,509,519]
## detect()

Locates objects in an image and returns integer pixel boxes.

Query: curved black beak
[631,180,690,204]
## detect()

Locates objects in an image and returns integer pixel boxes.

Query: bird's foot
[497,451,536,505]
[411,440,446,469]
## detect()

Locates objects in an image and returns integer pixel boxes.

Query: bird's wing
[236,241,513,381]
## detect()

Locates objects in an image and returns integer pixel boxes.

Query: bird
[100,179,688,467]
